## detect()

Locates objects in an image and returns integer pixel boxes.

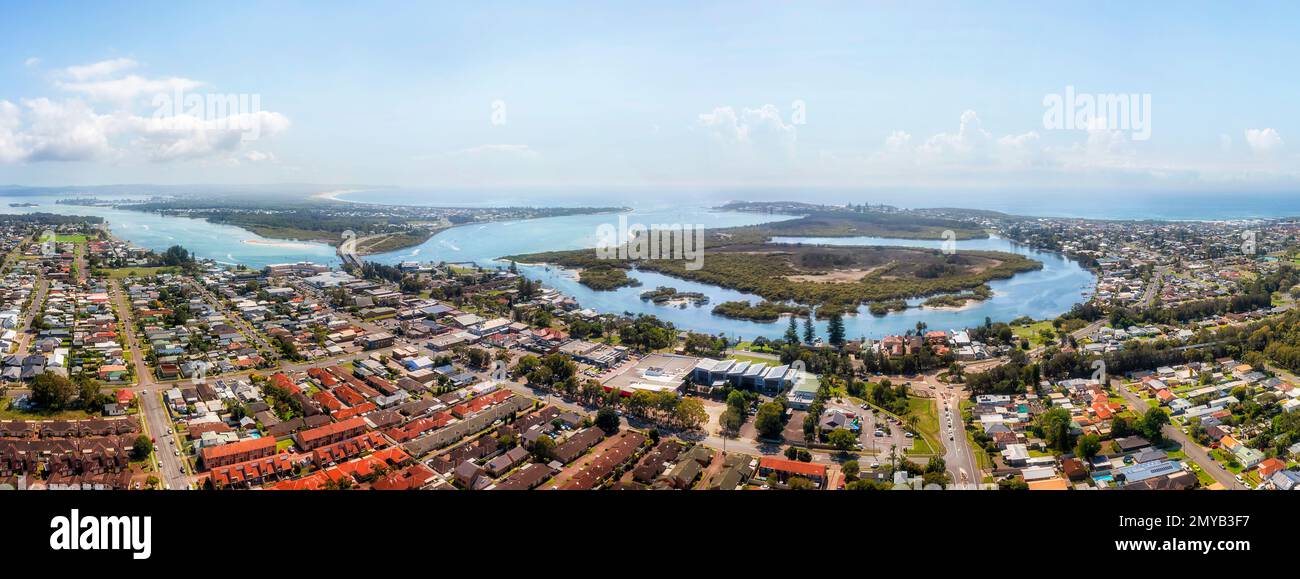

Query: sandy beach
[311,189,366,202]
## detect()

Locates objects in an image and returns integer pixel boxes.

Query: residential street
[1114,377,1244,490]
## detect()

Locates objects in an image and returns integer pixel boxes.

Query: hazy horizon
[3,2,1298,195]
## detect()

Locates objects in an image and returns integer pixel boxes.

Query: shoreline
[311,188,369,202]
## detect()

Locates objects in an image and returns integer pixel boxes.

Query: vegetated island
[640,286,709,307]
[711,300,809,321]
[61,195,627,256]
[505,206,1041,319]
[921,284,994,309]
[575,265,642,290]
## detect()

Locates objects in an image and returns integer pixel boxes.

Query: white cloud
[1245,128,1283,155]
[916,110,991,160]
[23,57,41,68]
[242,150,276,163]
[697,104,797,147]
[127,110,290,162]
[17,97,113,162]
[885,130,912,153]
[0,100,26,164]
[0,59,288,166]
[64,58,138,80]
[58,74,203,105]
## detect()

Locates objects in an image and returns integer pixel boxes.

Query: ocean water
[339,188,1300,221]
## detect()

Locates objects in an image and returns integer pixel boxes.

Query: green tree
[75,376,105,409]
[787,476,815,490]
[827,313,846,347]
[674,398,708,430]
[132,434,154,459]
[1074,433,1102,460]
[531,434,556,461]
[595,407,621,434]
[755,401,786,440]
[1140,407,1170,443]
[842,460,860,481]
[30,373,78,410]
[1038,407,1073,452]
[784,316,800,344]
[803,316,815,344]
[827,428,857,451]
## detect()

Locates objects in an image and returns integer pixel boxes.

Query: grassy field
[1011,320,1056,346]
[0,398,97,420]
[727,353,776,366]
[55,234,88,243]
[97,266,181,279]
[906,397,945,457]
[906,435,936,455]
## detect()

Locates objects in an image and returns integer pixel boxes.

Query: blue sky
[1,0,1297,196]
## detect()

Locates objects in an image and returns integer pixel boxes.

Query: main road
[908,370,983,487]
[111,279,193,490]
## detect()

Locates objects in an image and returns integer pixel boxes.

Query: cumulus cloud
[0,58,288,165]
[0,100,25,164]
[916,110,991,160]
[126,110,290,162]
[1245,128,1283,155]
[882,110,1048,167]
[884,130,912,153]
[20,97,113,161]
[698,104,797,147]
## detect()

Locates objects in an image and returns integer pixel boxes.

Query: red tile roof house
[311,431,389,466]
[450,390,514,419]
[270,446,411,490]
[207,454,299,489]
[294,416,369,450]
[1258,457,1286,478]
[372,463,437,490]
[269,372,301,395]
[200,437,278,470]
[757,457,827,489]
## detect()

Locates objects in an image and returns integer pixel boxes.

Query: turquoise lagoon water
[362,209,1096,341]
[1,193,1095,340]
[0,195,339,269]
